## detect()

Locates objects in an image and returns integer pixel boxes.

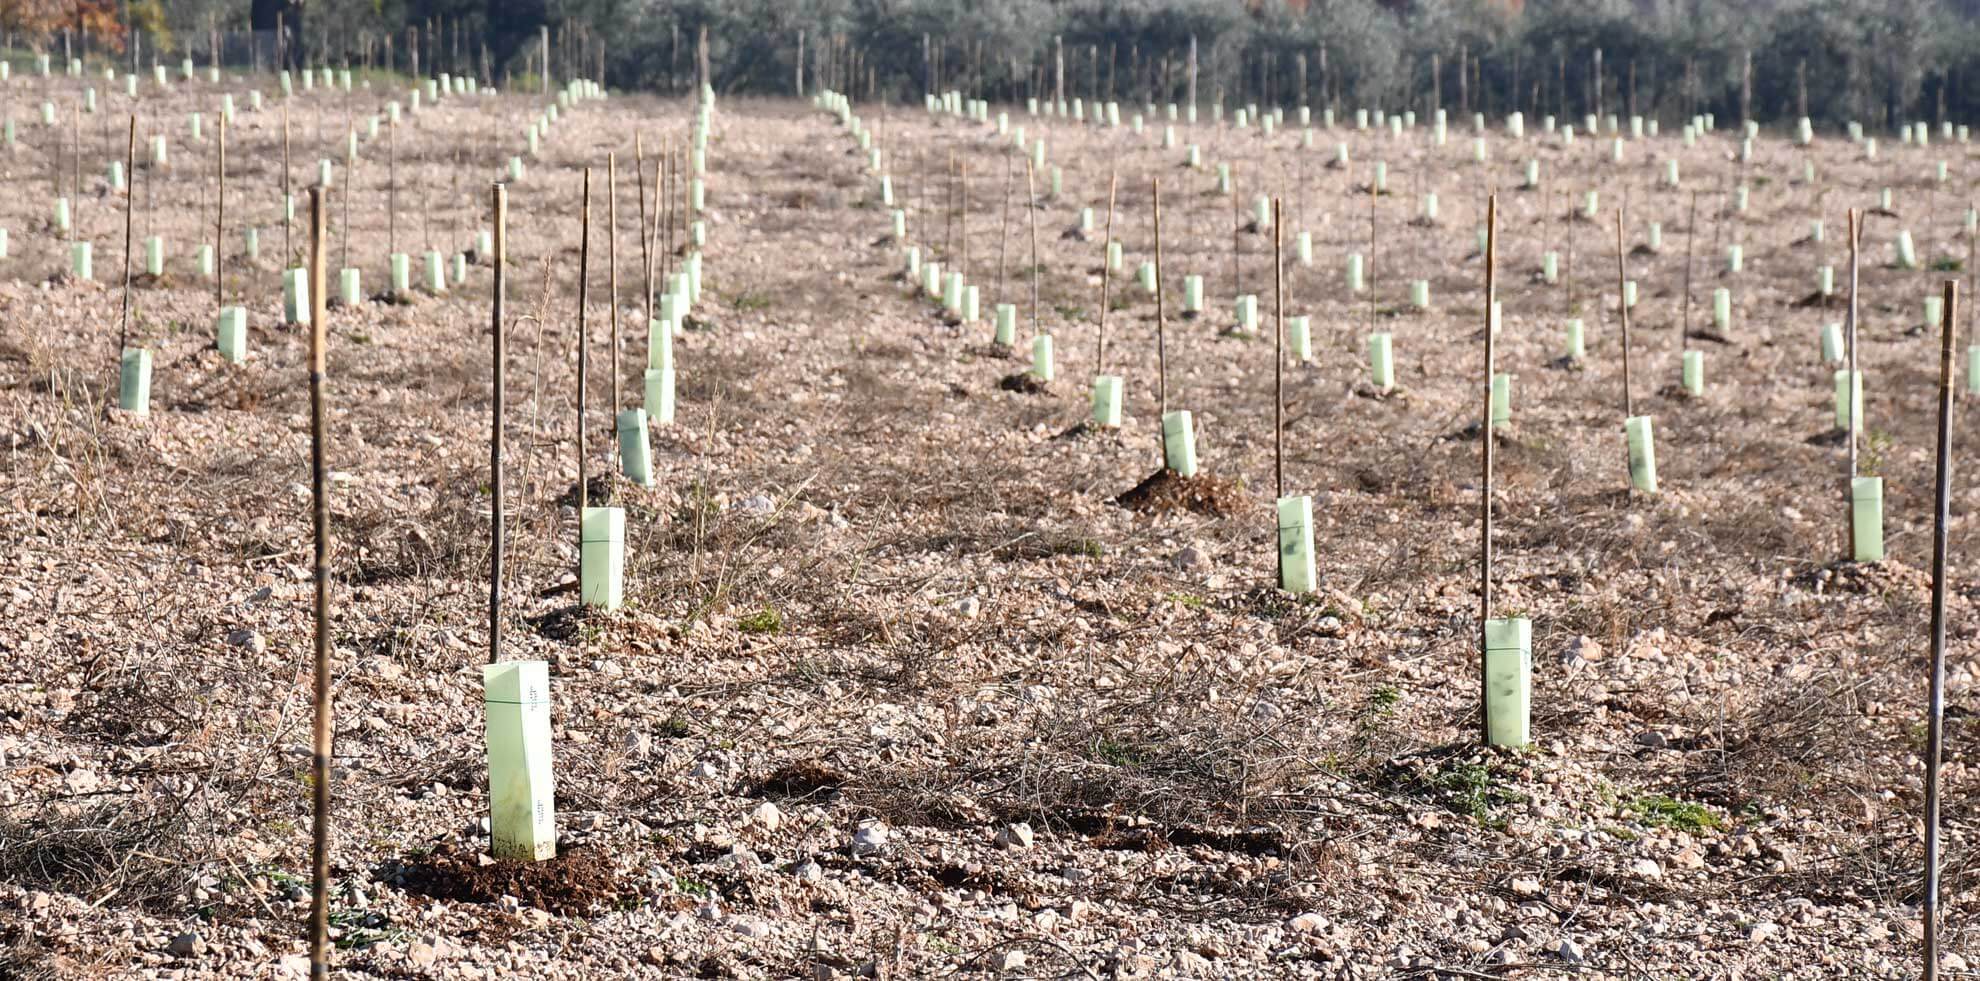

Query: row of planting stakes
[4,40,1974,977]
[865,88,1220,513]
[853,74,1980,757]
[1019,81,1970,437]
[98,61,606,413]
[23,30,1972,923]
[586,81,717,618]
[22,46,1976,967]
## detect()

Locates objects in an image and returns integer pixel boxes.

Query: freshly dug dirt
[393,844,630,917]
[1113,467,1249,516]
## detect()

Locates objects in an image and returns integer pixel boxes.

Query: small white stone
[1557,938,1585,964]
[995,823,1034,850]
[751,802,783,831]
[990,949,1026,972]
[851,821,889,857]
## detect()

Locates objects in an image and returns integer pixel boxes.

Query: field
[0,66,1976,979]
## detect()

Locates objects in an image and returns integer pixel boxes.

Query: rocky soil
[0,66,1977,979]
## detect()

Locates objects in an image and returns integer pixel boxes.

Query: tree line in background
[2,0,1978,128]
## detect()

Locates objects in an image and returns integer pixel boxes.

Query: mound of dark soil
[393,843,629,917]
[1114,469,1247,516]
[998,372,1047,394]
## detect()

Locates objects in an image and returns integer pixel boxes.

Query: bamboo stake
[997,149,1013,303]
[637,135,651,329]
[216,113,226,310]
[1154,178,1167,430]
[1367,172,1377,338]
[1026,158,1040,343]
[1564,189,1576,320]
[1682,190,1697,348]
[579,169,593,522]
[144,115,157,244]
[71,102,80,229]
[1616,209,1635,435]
[1710,173,1725,281]
[1272,197,1284,501]
[341,123,354,275]
[1479,193,1498,746]
[1923,278,1958,981]
[490,181,506,666]
[51,106,61,246]
[304,183,333,981]
[1096,170,1117,375]
[420,170,432,254]
[388,118,398,260]
[117,116,135,353]
[283,102,292,262]
[1295,146,1305,234]
[660,144,672,275]
[680,142,691,259]
[608,153,620,493]
[1230,163,1241,300]
[1847,209,1863,551]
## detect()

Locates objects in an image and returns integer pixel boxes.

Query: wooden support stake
[1368,170,1378,339]
[578,169,593,522]
[1847,209,1864,551]
[1154,178,1167,425]
[1026,158,1040,342]
[608,153,620,493]
[1564,189,1576,319]
[1230,164,1241,299]
[1616,208,1635,429]
[117,115,135,353]
[1923,278,1958,981]
[1479,193,1498,746]
[304,182,333,981]
[1272,197,1284,501]
[341,125,353,274]
[1096,170,1117,374]
[490,181,506,666]
[996,149,1013,304]
[637,135,651,328]
[388,118,398,260]
[216,114,226,311]
[71,103,80,228]
[1681,190,1697,349]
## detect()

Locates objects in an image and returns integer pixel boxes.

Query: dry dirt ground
[1,68,1979,980]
